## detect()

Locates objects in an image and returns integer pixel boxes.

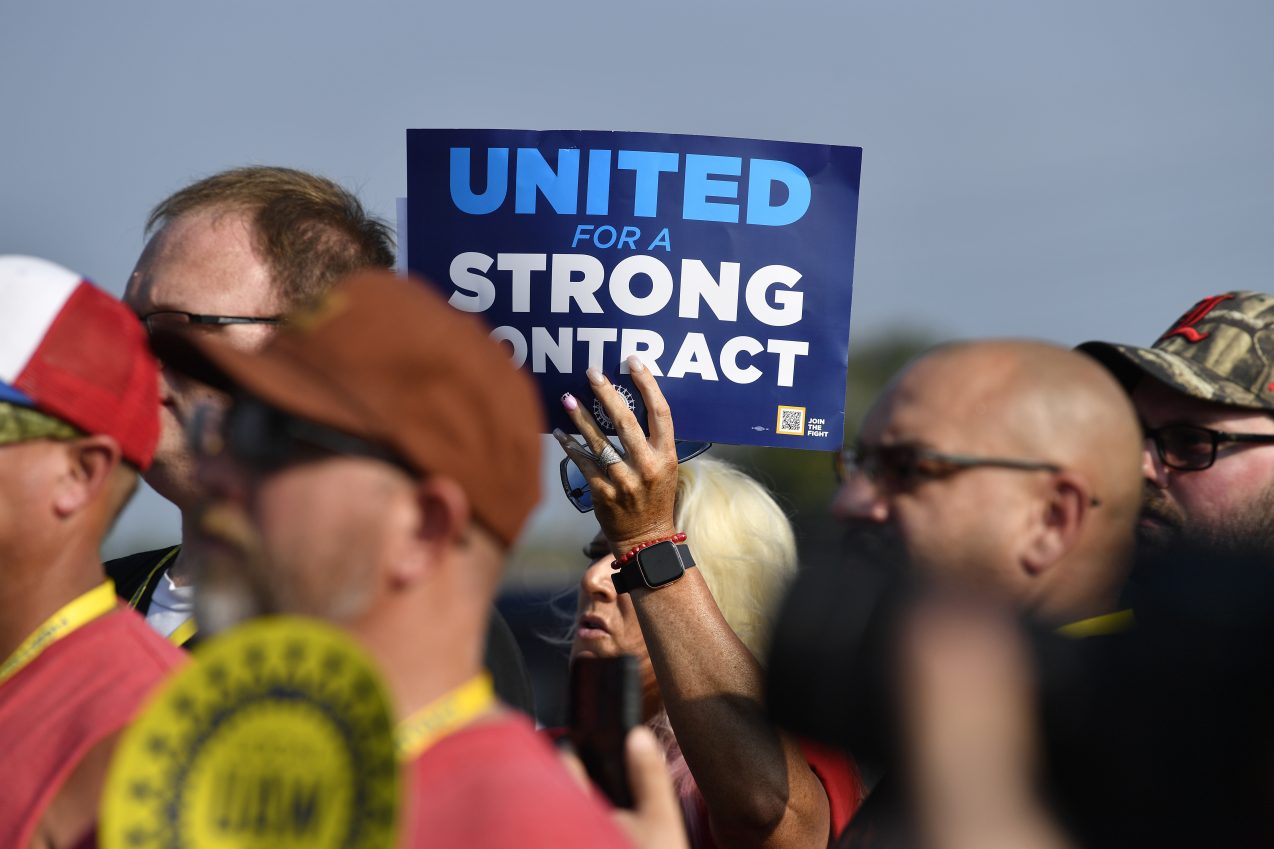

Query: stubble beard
[1139,481,1274,559]
[1193,482,1274,557]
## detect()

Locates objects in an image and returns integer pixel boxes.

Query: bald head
[901,340,1142,500]
[840,340,1143,622]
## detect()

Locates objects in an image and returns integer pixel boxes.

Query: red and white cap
[0,255,160,469]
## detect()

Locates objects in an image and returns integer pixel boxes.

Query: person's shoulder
[104,545,179,604]
[106,606,189,669]
[418,712,548,769]
[407,714,630,849]
[413,713,619,812]
[72,605,188,678]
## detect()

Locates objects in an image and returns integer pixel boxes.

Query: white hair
[554,455,798,663]
[673,456,797,660]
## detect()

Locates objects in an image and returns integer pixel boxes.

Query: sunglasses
[560,440,712,512]
[137,310,284,336]
[836,443,1065,491]
[189,396,413,475]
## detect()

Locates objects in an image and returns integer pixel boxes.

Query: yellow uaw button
[100,616,399,849]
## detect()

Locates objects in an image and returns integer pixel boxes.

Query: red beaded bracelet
[612,532,688,569]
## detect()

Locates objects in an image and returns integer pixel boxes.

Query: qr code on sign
[776,406,806,436]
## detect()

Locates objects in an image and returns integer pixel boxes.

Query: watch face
[637,542,685,587]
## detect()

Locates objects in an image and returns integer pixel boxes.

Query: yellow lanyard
[1057,609,1136,639]
[167,617,199,647]
[395,673,496,760]
[0,580,118,686]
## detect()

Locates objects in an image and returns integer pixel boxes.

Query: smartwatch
[612,541,696,594]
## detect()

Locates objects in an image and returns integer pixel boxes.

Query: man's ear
[51,436,122,519]
[1022,471,1091,576]
[388,476,473,587]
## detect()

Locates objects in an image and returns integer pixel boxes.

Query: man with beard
[110,166,533,712]
[1080,291,1274,556]
[151,269,667,848]
[833,340,1144,628]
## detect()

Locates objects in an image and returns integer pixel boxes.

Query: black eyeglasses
[138,310,284,335]
[836,443,1063,491]
[1143,423,1274,471]
[190,396,413,475]
[560,440,712,513]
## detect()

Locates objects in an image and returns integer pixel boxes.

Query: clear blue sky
[3,0,1272,562]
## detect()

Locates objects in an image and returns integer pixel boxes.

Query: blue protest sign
[406,129,861,450]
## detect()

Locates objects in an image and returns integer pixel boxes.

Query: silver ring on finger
[594,444,624,468]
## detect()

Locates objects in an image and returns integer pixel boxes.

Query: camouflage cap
[1079,292,1274,411]
[0,400,83,446]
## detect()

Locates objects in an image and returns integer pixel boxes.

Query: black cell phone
[568,654,641,808]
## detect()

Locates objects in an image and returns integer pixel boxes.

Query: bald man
[833,340,1143,626]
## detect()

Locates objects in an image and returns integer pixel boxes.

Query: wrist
[612,532,686,568]
[611,538,696,595]
[611,525,680,560]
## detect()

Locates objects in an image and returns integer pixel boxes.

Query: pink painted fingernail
[586,368,606,386]
[626,355,646,373]
[561,392,578,411]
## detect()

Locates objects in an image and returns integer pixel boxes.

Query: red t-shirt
[404,713,632,849]
[0,604,187,848]
[679,738,865,849]
[543,725,863,849]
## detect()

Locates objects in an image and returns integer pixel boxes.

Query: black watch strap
[612,543,696,594]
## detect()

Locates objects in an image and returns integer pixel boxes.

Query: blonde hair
[672,456,797,659]
[555,456,798,662]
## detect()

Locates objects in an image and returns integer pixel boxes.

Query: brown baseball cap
[1080,291,1274,411]
[153,269,545,547]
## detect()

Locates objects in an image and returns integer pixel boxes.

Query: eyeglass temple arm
[924,451,1062,473]
[1218,432,1274,445]
[190,315,283,325]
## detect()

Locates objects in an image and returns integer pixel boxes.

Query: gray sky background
[3,0,1272,567]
